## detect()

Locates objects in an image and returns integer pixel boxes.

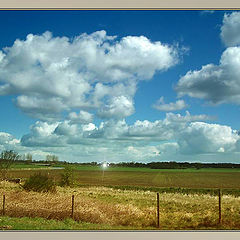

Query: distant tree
[21,154,26,161]
[26,153,33,163]
[0,150,20,179]
[90,162,97,165]
[46,154,59,163]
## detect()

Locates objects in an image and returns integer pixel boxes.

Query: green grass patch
[11,163,50,169]
[7,165,240,190]
[0,216,155,230]
[11,162,240,172]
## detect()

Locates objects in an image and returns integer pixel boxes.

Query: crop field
[6,166,240,189]
[0,181,240,230]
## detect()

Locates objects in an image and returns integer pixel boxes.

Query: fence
[1,188,226,229]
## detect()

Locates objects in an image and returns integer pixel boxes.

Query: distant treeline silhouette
[108,161,240,169]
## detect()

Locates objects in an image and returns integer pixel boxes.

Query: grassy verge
[0,216,150,230]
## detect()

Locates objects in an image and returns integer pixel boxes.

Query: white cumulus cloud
[97,96,134,119]
[68,110,93,124]
[0,111,235,162]
[20,111,212,149]
[153,96,188,111]
[221,12,240,47]
[177,122,239,154]
[175,47,240,104]
[21,121,65,147]
[0,30,180,120]
[175,13,240,105]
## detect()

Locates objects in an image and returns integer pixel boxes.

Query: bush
[59,166,74,187]
[23,173,56,192]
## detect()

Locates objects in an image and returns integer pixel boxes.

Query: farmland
[0,164,240,230]
[6,164,240,190]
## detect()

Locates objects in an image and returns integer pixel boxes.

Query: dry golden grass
[0,181,240,230]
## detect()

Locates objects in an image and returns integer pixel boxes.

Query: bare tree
[21,154,26,161]
[21,153,33,163]
[46,154,59,163]
[26,153,33,163]
[0,150,20,180]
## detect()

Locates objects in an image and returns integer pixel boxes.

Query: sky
[1,10,240,163]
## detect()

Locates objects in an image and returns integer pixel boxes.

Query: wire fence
[1,188,234,229]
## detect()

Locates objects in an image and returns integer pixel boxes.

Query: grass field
[0,216,138,230]
[0,181,240,230]
[11,162,240,172]
[7,166,240,190]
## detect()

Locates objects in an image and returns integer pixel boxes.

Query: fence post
[157,192,160,228]
[218,189,222,224]
[2,194,5,216]
[71,194,74,220]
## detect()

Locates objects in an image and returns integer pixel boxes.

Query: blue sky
[1,10,240,163]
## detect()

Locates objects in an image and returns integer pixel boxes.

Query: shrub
[23,173,56,192]
[59,166,74,187]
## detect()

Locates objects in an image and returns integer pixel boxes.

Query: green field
[11,162,240,172]
[0,216,139,230]
[7,164,240,191]
[11,163,50,169]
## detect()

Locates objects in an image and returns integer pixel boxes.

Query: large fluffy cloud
[221,12,240,47]
[0,132,20,149]
[178,122,239,154]
[1,111,240,162]
[0,30,180,120]
[21,121,65,147]
[176,12,240,105]
[20,111,212,147]
[175,47,240,104]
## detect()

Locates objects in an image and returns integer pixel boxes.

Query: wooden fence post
[157,192,160,228]
[218,189,222,224]
[71,194,74,220]
[2,194,5,216]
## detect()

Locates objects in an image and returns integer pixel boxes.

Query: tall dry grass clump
[0,181,240,229]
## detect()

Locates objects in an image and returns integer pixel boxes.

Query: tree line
[108,161,240,169]
[62,160,240,169]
